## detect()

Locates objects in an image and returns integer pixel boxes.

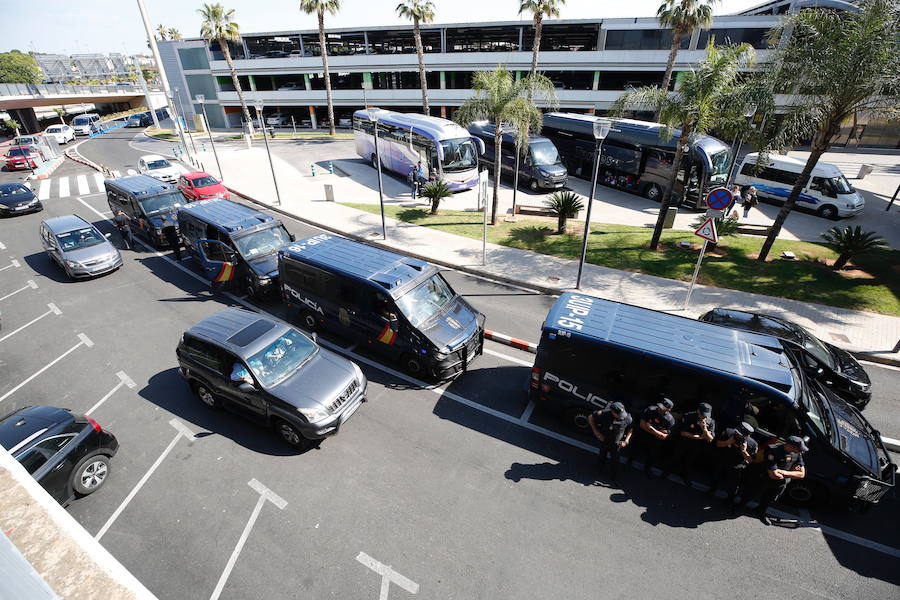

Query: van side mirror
[237,382,256,393]
[104,232,112,238]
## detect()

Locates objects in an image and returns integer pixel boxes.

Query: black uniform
[662,411,716,481]
[114,211,132,250]
[756,444,805,515]
[628,406,675,475]
[162,225,181,260]
[591,408,633,480]
[708,428,758,504]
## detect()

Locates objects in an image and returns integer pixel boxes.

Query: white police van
[735,153,865,219]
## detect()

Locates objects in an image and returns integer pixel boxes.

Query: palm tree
[820,226,887,270]
[453,67,556,225]
[756,0,900,262]
[168,28,183,41]
[198,3,254,134]
[156,24,169,41]
[611,42,756,250]
[519,0,565,79]
[544,191,584,234]
[396,1,436,115]
[300,0,341,135]
[421,179,452,214]
[53,107,66,125]
[655,0,717,121]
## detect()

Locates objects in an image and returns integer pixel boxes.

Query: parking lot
[0,133,898,598]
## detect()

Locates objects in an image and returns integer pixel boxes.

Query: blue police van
[530,292,895,510]
[177,198,294,298]
[105,175,185,248]
[278,234,485,379]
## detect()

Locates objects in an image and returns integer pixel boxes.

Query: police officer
[161,216,182,261]
[588,401,633,482]
[627,398,675,477]
[113,209,132,250]
[707,422,758,513]
[755,436,807,526]
[661,402,715,483]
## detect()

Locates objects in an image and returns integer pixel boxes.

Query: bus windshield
[831,175,854,195]
[530,140,561,166]
[139,192,184,217]
[440,137,478,172]
[234,226,291,259]
[396,274,456,327]
[710,149,731,178]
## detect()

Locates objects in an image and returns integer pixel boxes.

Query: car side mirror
[104,232,112,238]
[238,382,256,393]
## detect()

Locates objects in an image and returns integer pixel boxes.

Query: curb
[484,330,538,354]
[27,155,65,180]
[883,436,900,453]
[853,352,900,368]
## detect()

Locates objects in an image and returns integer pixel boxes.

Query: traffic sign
[706,187,733,210]
[694,217,718,243]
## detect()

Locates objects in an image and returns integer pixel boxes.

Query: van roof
[280,234,434,298]
[178,198,275,234]
[743,153,844,177]
[468,122,553,145]
[544,293,797,396]
[104,174,176,196]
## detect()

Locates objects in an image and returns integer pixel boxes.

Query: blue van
[105,175,185,248]
[278,234,484,379]
[530,292,895,510]
[177,198,294,299]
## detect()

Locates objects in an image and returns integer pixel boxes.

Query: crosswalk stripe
[38,180,51,201]
[76,175,90,195]
[126,169,138,175]
[58,177,70,198]
[93,173,105,190]
[112,170,121,177]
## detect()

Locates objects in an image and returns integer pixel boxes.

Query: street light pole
[255,100,282,205]
[726,105,757,186]
[196,94,223,180]
[575,118,612,290]
[368,107,386,240]
[174,87,197,157]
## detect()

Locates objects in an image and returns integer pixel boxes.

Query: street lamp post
[575,118,612,289]
[255,100,282,205]
[174,87,197,158]
[368,107,386,240]
[195,94,223,180]
[726,105,757,186]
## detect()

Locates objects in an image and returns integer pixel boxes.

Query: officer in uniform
[161,215,182,261]
[627,398,675,477]
[113,209,132,250]
[588,401,633,482]
[755,436,807,525]
[707,422,758,513]
[661,402,715,483]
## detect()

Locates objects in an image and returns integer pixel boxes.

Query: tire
[274,418,310,449]
[245,279,257,300]
[563,406,592,433]
[817,204,839,220]
[644,183,662,202]
[72,454,110,496]
[784,480,829,508]
[193,381,221,409]
[402,353,425,377]
[529,179,539,192]
[370,154,378,169]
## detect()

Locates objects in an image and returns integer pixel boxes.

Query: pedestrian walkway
[33,170,135,199]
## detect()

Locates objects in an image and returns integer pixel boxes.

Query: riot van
[278,234,484,379]
[177,198,294,299]
[105,175,185,248]
[530,292,896,511]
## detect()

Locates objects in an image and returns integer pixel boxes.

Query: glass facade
[522,23,599,52]
[697,28,771,49]
[367,29,441,54]
[177,48,209,70]
[446,26,520,52]
[604,29,691,50]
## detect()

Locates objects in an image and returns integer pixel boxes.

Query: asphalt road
[0,131,897,600]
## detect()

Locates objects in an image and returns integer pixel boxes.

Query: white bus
[735,153,865,219]
[352,109,485,191]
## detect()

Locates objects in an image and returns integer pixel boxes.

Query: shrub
[544,191,584,235]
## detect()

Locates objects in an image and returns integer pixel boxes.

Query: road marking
[519,400,536,424]
[0,303,61,343]
[357,552,419,599]
[38,179,51,200]
[86,371,137,416]
[112,170,121,178]
[96,419,196,541]
[0,279,38,302]
[58,176,70,198]
[0,259,20,272]
[0,241,5,250]
[126,168,138,175]
[0,333,91,404]
[93,172,105,189]
[209,480,287,600]
[858,360,900,372]
[484,346,533,367]
[77,174,90,195]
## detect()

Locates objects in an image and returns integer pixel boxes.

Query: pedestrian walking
[754,436,807,526]
[627,398,675,478]
[588,402,633,482]
[661,402,716,483]
[407,165,419,200]
[742,186,758,218]
[707,422,758,513]
[113,209,132,250]
[729,185,742,217]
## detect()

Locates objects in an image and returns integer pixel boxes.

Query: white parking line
[0,259,21,272]
[77,174,90,195]
[96,419,196,541]
[0,333,92,404]
[484,346,533,367]
[86,371,137,416]
[58,177,70,198]
[0,279,38,302]
[519,400,536,424]
[357,551,419,599]
[209,480,287,600]
[38,179,51,201]
[0,303,61,343]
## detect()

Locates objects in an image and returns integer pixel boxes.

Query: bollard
[311,164,316,177]
[324,184,334,202]
[328,161,334,174]
[201,143,208,152]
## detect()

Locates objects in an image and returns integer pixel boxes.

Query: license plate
[14,205,29,210]
[554,183,563,188]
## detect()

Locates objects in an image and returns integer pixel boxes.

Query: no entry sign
[706,187,733,211]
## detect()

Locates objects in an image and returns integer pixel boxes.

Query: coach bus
[541,113,732,210]
[352,109,485,192]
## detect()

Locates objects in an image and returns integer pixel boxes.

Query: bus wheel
[644,184,662,202]
[370,154,378,169]
[817,204,839,220]
[299,310,318,332]
[785,480,829,508]
[563,407,592,433]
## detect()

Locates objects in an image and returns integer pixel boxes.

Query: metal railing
[0,83,162,97]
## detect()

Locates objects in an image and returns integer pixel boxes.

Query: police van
[278,234,485,379]
[177,198,294,299]
[105,175,185,248]
[735,153,865,219]
[530,292,895,510]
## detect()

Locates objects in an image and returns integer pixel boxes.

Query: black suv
[177,308,366,449]
[0,406,119,505]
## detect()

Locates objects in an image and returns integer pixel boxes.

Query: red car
[176,171,230,202]
[4,146,40,171]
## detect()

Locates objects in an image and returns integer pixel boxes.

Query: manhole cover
[829,332,851,343]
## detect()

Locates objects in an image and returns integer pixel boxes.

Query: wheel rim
[80,460,108,489]
[821,206,836,218]
[530,180,538,191]
[279,422,301,445]
[198,386,215,407]
[406,358,422,374]
[648,185,660,200]
[246,282,255,298]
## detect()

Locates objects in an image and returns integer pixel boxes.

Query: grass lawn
[343,203,900,316]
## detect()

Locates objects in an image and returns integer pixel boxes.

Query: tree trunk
[530,13,543,79]
[558,215,566,235]
[656,27,683,122]
[319,11,336,136]
[414,17,429,115]
[221,39,254,134]
[491,124,502,225]
[650,126,690,250]
[430,198,439,215]
[833,252,851,270]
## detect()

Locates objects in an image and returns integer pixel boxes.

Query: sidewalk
[186,142,899,363]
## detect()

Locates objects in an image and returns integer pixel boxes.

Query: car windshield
[7,148,27,157]
[147,159,171,170]
[530,140,561,166]
[138,192,184,217]
[191,176,219,187]
[802,377,834,440]
[440,137,478,172]
[56,227,105,251]
[73,117,90,125]
[787,324,836,369]
[46,127,61,133]
[246,329,316,387]
[831,176,854,195]
[396,274,456,328]
[0,184,30,197]
[233,226,291,259]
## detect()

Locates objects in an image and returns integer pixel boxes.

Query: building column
[248,75,257,92]
[439,71,446,90]
[592,71,600,91]
[9,108,39,134]
[587,107,596,115]
[689,28,701,51]
[303,74,312,91]
[308,106,317,129]
[440,106,447,118]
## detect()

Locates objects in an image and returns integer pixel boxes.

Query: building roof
[177,198,274,234]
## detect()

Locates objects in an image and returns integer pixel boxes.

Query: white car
[43,125,76,145]
[266,114,291,127]
[138,154,182,184]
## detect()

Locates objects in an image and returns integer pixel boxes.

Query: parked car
[0,182,42,216]
[277,82,303,91]
[177,307,367,449]
[126,113,153,128]
[176,171,230,202]
[3,146,40,171]
[266,114,291,127]
[43,125,76,145]
[0,406,119,505]
[39,214,123,279]
[698,308,872,409]
[13,135,49,159]
[138,154,182,183]
[71,113,102,136]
